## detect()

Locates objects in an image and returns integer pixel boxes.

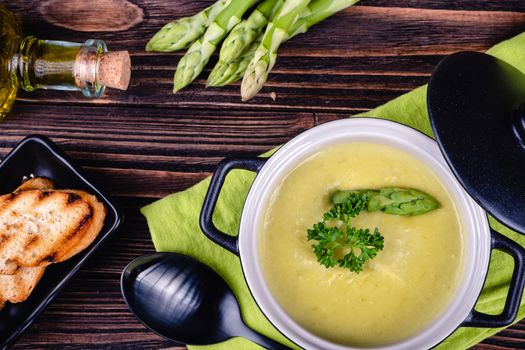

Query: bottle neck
[10,37,108,97]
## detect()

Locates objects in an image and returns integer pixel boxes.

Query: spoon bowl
[121,252,289,349]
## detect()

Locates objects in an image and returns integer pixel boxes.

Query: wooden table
[2,0,525,349]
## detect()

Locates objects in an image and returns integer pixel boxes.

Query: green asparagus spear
[289,0,359,37]
[332,188,440,216]
[208,38,261,87]
[209,0,360,87]
[241,0,312,101]
[146,0,230,52]
[173,0,259,93]
[219,0,284,64]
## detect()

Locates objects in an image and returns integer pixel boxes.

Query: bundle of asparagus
[147,0,360,100]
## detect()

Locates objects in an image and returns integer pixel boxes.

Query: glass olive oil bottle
[0,5,130,118]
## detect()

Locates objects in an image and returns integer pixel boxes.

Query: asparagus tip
[219,42,244,65]
[206,70,218,87]
[241,85,259,101]
[173,73,185,93]
[241,66,265,101]
[145,39,158,52]
[205,79,215,88]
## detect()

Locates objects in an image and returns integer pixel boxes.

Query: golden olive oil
[0,5,22,117]
[0,4,130,119]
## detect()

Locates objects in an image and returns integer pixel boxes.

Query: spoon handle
[237,324,292,350]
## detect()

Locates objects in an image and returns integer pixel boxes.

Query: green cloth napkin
[141,32,525,350]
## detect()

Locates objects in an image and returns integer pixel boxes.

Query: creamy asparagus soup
[259,142,464,346]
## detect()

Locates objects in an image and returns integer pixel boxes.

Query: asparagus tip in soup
[308,188,440,273]
[333,187,440,216]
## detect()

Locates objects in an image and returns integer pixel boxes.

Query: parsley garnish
[307,192,384,273]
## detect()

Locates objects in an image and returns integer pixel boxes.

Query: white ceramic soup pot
[200,118,525,350]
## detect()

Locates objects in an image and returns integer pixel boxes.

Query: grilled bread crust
[15,178,55,192]
[0,190,93,270]
[0,179,57,274]
[0,178,106,310]
[0,178,53,309]
[56,190,106,262]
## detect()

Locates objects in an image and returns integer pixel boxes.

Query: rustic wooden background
[1,0,525,349]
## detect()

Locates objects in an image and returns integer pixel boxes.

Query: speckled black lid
[427,51,525,235]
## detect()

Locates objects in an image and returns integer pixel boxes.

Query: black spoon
[121,252,290,350]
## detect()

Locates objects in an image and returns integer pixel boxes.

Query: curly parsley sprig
[307,188,439,273]
[307,192,384,273]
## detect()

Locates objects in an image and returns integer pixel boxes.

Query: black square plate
[0,135,122,349]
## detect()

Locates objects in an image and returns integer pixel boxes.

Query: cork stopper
[97,51,131,90]
[74,49,131,91]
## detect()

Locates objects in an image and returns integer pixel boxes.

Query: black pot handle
[199,157,267,256]
[462,229,525,328]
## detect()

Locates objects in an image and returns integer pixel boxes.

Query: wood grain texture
[3,1,525,111]
[39,0,144,32]
[0,0,522,349]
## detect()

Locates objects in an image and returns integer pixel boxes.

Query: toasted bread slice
[0,190,93,270]
[0,266,46,303]
[0,178,106,308]
[0,178,53,307]
[0,192,49,274]
[0,178,55,274]
[0,177,55,207]
[56,190,106,261]
[16,177,55,192]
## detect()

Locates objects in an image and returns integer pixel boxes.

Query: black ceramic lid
[427,51,525,235]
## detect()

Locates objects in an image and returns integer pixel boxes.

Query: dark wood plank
[0,104,314,197]
[0,1,523,111]
[3,104,315,165]
[363,0,525,11]
[0,1,524,349]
